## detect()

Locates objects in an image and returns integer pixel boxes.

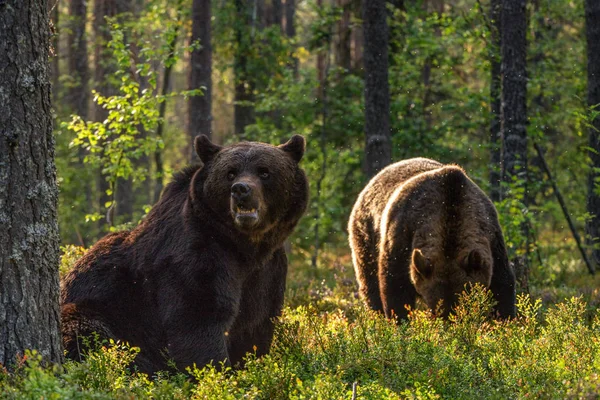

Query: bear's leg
[228,248,287,367]
[378,241,416,322]
[350,221,384,311]
[165,322,230,370]
[227,318,276,368]
[61,303,116,361]
[490,232,517,318]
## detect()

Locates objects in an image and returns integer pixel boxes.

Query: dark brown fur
[61,135,309,374]
[348,158,515,320]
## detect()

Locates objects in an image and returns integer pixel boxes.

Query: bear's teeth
[237,208,256,214]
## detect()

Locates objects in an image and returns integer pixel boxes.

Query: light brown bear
[348,158,515,320]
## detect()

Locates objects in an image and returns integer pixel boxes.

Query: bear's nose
[231,182,252,199]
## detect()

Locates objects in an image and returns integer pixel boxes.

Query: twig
[533,142,595,275]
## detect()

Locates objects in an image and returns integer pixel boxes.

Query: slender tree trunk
[68,0,93,214]
[501,0,528,189]
[586,0,600,264]
[501,0,528,287]
[387,0,404,68]
[489,0,502,202]
[189,0,212,162]
[68,0,89,122]
[271,0,283,29]
[0,0,62,369]
[234,0,255,136]
[93,0,131,227]
[363,0,391,178]
[351,0,363,73]
[335,0,352,71]
[285,0,298,76]
[316,0,326,99]
[155,14,181,202]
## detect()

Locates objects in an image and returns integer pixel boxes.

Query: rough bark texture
[501,0,528,287]
[489,0,502,202]
[363,0,391,178]
[0,0,62,369]
[189,0,212,162]
[586,0,600,264]
[48,0,60,90]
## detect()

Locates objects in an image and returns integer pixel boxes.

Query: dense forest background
[5,0,600,397]
[50,0,596,291]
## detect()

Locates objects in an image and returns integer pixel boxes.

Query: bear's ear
[194,135,223,164]
[463,249,487,273]
[412,249,433,278]
[278,135,305,163]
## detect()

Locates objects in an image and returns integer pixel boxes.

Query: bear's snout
[230,180,262,229]
[231,182,252,201]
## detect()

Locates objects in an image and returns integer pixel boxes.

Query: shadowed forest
[2,0,600,398]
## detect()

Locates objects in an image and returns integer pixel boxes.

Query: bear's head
[409,247,493,318]
[193,135,308,238]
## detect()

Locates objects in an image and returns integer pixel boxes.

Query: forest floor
[3,247,600,399]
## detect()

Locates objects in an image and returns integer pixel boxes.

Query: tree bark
[234,0,256,136]
[489,0,502,202]
[363,0,391,178]
[189,0,212,162]
[501,0,528,287]
[48,0,60,90]
[0,0,62,369]
[586,0,600,264]
[501,0,528,188]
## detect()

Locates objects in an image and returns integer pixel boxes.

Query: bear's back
[382,164,498,258]
[349,158,443,236]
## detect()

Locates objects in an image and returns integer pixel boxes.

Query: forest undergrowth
[3,247,600,399]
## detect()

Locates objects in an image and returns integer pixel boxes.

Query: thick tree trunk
[234,0,255,136]
[586,0,600,264]
[0,0,62,369]
[363,0,391,178]
[489,0,502,202]
[501,0,528,287]
[189,0,212,162]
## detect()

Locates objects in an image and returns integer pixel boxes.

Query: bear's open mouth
[232,203,260,227]
[235,206,257,215]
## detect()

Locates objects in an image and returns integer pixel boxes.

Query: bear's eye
[258,169,270,180]
[227,171,237,181]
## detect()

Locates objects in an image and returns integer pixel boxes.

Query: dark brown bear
[61,135,309,374]
[348,158,515,320]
